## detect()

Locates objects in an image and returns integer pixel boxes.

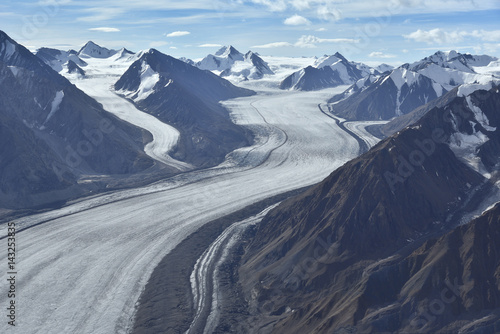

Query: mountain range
[35,47,87,76]
[196,45,274,81]
[115,48,255,167]
[279,52,390,91]
[78,41,118,58]
[236,85,500,333]
[0,34,258,210]
[329,50,499,121]
[1,28,499,334]
[0,31,155,210]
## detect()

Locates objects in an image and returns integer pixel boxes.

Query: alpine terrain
[0,23,499,334]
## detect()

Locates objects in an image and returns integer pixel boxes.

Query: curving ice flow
[344,120,389,149]
[0,85,382,334]
[67,57,192,171]
[187,205,278,334]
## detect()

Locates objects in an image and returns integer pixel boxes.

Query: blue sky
[1,0,499,66]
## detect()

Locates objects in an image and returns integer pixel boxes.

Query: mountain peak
[244,50,254,58]
[0,30,12,43]
[214,45,242,58]
[79,40,100,50]
[313,52,351,69]
[0,30,18,62]
[409,49,497,75]
[196,45,244,71]
[110,47,136,61]
[117,47,134,55]
[140,48,170,62]
[433,50,459,60]
[145,48,159,55]
[333,51,347,60]
[78,41,117,58]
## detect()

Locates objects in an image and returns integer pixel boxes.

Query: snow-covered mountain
[408,50,498,90]
[279,65,347,91]
[410,50,495,73]
[0,30,154,209]
[330,66,446,119]
[329,50,499,120]
[78,41,117,58]
[110,47,135,61]
[35,47,87,74]
[179,57,195,66]
[375,63,394,73]
[66,59,85,76]
[36,45,135,76]
[196,45,244,72]
[280,52,377,91]
[220,51,274,80]
[115,48,255,167]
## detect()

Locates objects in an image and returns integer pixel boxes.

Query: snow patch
[466,96,496,131]
[8,66,19,77]
[44,90,64,125]
[452,127,489,149]
[120,61,160,102]
[33,97,43,109]
[389,68,419,90]
[290,69,306,90]
[1,40,16,59]
[395,89,402,116]
[457,80,499,97]
[432,82,444,97]
[473,60,500,77]
[135,62,160,101]
[332,62,356,84]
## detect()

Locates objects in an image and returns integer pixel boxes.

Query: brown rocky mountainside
[238,88,500,333]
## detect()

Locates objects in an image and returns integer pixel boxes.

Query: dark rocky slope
[0,31,156,210]
[237,87,500,333]
[115,49,255,167]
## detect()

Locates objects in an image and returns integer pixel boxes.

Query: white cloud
[295,35,359,48]
[469,30,500,42]
[37,0,72,5]
[199,43,222,47]
[166,31,191,37]
[291,0,311,10]
[284,14,311,26]
[317,5,342,21]
[403,28,466,44]
[170,46,178,50]
[88,27,120,32]
[369,51,397,58]
[404,28,500,45]
[249,0,287,11]
[150,41,168,47]
[480,43,500,55]
[252,42,294,48]
[77,7,124,22]
[316,27,327,32]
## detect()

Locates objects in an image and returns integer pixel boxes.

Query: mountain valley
[0,28,499,334]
